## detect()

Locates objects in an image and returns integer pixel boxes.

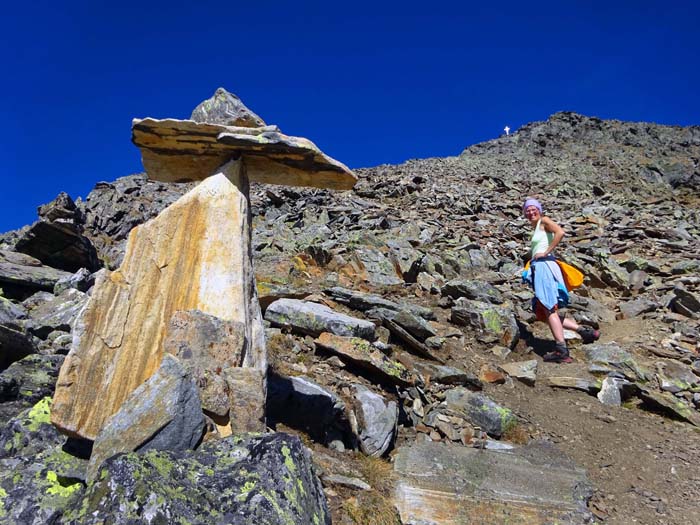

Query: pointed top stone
[190,87,266,128]
[132,91,357,190]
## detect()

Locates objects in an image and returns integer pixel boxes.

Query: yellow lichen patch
[27,397,52,432]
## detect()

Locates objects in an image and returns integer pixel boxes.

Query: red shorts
[534,300,558,322]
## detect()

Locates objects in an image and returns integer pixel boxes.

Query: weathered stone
[88,354,205,481]
[224,366,266,434]
[656,360,700,393]
[266,373,347,445]
[671,287,700,317]
[444,388,517,438]
[442,279,504,304]
[499,360,538,386]
[0,397,88,524]
[346,247,403,286]
[53,267,94,295]
[265,298,375,340]
[392,309,438,341]
[0,296,27,327]
[412,361,482,389]
[190,87,266,127]
[451,298,519,349]
[132,117,356,189]
[619,297,659,318]
[387,238,423,282]
[638,389,700,427]
[322,474,371,491]
[163,309,246,418]
[583,342,647,381]
[52,167,266,441]
[315,332,412,386]
[393,441,592,525]
[479,364,507,384]
[0,354,64,418]
[15,219,100,273]
[350,384,398,457]
[597,377,623,406]
[325,286,435,319]
[69,433,330,525]
[0,249,72,300]
[594,254,630,289]
[382,317,445,363]
[0,324,38,370]
[24,288,88,339]
[547,376,600,394]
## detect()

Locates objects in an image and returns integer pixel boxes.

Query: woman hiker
[522,197,600,363]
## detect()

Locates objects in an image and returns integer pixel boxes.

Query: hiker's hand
[533,252,546,260]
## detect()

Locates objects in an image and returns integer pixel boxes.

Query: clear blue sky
[2,1,698,233]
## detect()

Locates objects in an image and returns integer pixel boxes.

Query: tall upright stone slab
[51,89,356,441]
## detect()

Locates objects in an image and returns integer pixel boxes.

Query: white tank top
[531,219,554,257]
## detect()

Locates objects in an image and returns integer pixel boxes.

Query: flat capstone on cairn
[50,88,357,446]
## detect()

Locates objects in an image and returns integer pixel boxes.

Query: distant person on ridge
[521,198,600,363]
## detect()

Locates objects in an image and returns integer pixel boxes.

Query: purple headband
[523,198,542,214]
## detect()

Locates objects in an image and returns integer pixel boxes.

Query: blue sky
[2,1,698,233]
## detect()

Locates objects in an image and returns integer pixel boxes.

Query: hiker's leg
[562,317,579,331]
[547,310,565,344]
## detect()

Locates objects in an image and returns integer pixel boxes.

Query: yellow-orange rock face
[51,161,265,440]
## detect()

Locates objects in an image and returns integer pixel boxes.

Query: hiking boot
[577,326,600,344]
[543,342,573,363]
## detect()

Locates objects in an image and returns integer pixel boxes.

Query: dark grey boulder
[0,296,27,327]
[15,193,101,274]
[0,249,72,300]
[671,287,700,317]
[88,354,205,480]
[619,297,659,318]
[0,324,38,371]
[366,307,437,341]
[69,433,330,525]
[442,278,504,304]
[412,361,482,388]
[267,372,348,446]
[0,353,64,407]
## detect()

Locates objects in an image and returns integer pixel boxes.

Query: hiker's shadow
[518,321,557,358]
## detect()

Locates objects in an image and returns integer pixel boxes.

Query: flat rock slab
[265,298,375,340]
[132,117,356,190]
[393,441,592,525]
[315,332,413,386]
[499,360,538,386]
[0,249,71,300]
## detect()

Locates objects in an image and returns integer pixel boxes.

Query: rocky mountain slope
[1,109,699,524]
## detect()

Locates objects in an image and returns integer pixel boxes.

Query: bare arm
[540,216,565,256]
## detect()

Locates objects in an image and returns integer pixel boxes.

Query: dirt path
[488,317,700,524]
